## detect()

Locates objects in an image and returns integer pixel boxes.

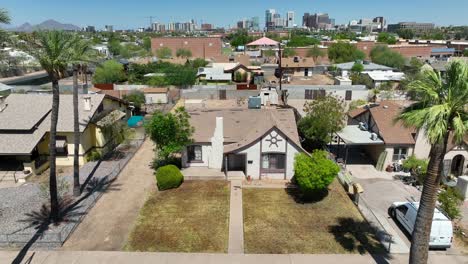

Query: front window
[188,145,202,162]
[392,147,408,161]
[261,153,286,172]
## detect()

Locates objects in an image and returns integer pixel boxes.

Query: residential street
[61,139,156,251]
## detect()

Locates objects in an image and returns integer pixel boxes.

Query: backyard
[243,180,385,254]
[125,181,230,253]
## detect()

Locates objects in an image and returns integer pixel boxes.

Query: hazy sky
[2,0,467,29]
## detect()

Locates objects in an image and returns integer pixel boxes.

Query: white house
[143,88,168,104]
[182,108,304,180]
[364,71,405,88]
[335,61,394,78]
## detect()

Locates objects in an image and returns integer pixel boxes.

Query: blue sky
[2,0,467,29]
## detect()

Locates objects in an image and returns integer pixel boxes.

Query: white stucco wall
[145,93,168,104]
[286,142,301,179]
[413,128,431,159]
[238,141,260,179]
[262,130,286,153]
[445,149,468,176]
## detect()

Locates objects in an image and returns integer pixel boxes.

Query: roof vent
[371,133,378,141]
[83,96,92,111]
[383,105,389,109]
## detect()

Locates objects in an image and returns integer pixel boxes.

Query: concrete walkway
[61,139,156,251]
[2,250,467,264]
[228,180,244,254]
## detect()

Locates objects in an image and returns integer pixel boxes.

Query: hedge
[156,165,184,191]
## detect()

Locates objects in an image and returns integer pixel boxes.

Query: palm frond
[0,8,10,25]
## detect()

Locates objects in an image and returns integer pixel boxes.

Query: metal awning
[334,125,384,146]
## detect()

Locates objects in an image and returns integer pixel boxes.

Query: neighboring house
[363,71,405,88]
[335,61,394,78]
[182,108,304,180]
[197,63,254,83]
[143,88,168,104]
[340,101,468,176]
[281,57,316,77]
[0,94,127,175]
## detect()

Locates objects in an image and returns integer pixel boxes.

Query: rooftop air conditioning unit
[359,122,368,131]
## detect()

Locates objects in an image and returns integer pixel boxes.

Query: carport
[331,125,384,168]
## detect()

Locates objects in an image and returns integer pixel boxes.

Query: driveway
[62,139,156,251]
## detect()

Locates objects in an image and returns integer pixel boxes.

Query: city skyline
[1,0,468,30]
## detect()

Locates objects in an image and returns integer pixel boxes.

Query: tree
[176,48,192,58]
[328,42,365,63]
[263,49,276,57]
[123,90,145,110]
[228,30,254,47]
[92,60,126,84]
[156,47,172,59]
[397,29,415,40]
[351,62,364,73]
[189,58,209,69]
[283,47,297,58]
[143,36,151,51]
[0,8,10,40]
[287,35,320,47]
[20,31,78,223]
[377,32,397,44]
[107,39,121,56]
[294,151,339,199]
[464,49,468,57]
[145,107,194,164]
[397,60,468,264]
[370,45,405,70]
[306,45,325,63]
[70,36,92,197]
[298,95,346,149]
[438,187,464,220]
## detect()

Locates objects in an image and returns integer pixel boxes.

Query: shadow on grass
[285,187,329,204]
[12,176,120,264]
[329,217,391,264]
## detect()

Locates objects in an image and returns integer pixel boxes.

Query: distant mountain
[8,19,81,32]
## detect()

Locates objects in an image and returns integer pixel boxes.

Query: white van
[388,201,453,249]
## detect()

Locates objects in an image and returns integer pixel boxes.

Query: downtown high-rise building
[303,13,333,30]
[286,11,295,28]
[265,9,276,29]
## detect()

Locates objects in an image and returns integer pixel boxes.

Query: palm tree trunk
[409,134,449,264]
[49,78,60,222]
[72,65,81,197]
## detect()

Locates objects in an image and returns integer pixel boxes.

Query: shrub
[294,151,340,199]
[86,150,102,162]
[402,155,428,184]
[438,187,464,220]
[156,165,184,191]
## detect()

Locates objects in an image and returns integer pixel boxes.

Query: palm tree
[398,60,467,264]
[69,37,91,197]
[20,31,77,222]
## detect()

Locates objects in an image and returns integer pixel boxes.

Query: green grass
[125,181,230,252]
[222,47,233,56]
[243,180,385,254]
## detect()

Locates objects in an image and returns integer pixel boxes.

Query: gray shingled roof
[187,108,302,153]
[0,94,105,155]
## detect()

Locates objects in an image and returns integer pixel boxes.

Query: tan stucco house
[0,94,127,175]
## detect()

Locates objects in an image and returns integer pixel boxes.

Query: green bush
[86,150,102,162]
[402,155,428,184]
[156,165,184,191]
[294,151,340,199]
[438,187,464,220]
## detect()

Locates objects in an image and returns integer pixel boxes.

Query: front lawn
[125,181,230,252]
[243,180,385,254]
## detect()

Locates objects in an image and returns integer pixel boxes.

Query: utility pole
[278,42,282,91]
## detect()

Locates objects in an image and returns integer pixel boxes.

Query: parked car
[388,201,453,249]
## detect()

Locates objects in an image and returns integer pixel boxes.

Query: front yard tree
[306,45,325,63]
[92,60,126,84]
[156,47,172,59]
[298,95,346,149]
[398,60,467,264]
[20,31,78,222]
[123,91,145,112]
[294,151,340,199]
[145,107,194,165]
[176,48,192,58]
[370,45,405,70]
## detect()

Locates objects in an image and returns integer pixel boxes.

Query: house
[335,61,394,78]
[142,88,168,104]
[363,71,405,88]
[281,57,316,77]
[0,94,127,175]
[338,101,467,176]
[197,63,255,84]
[182,108,304,180]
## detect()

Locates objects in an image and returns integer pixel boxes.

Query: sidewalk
[228,180,244,254]
[2,250,467,264]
